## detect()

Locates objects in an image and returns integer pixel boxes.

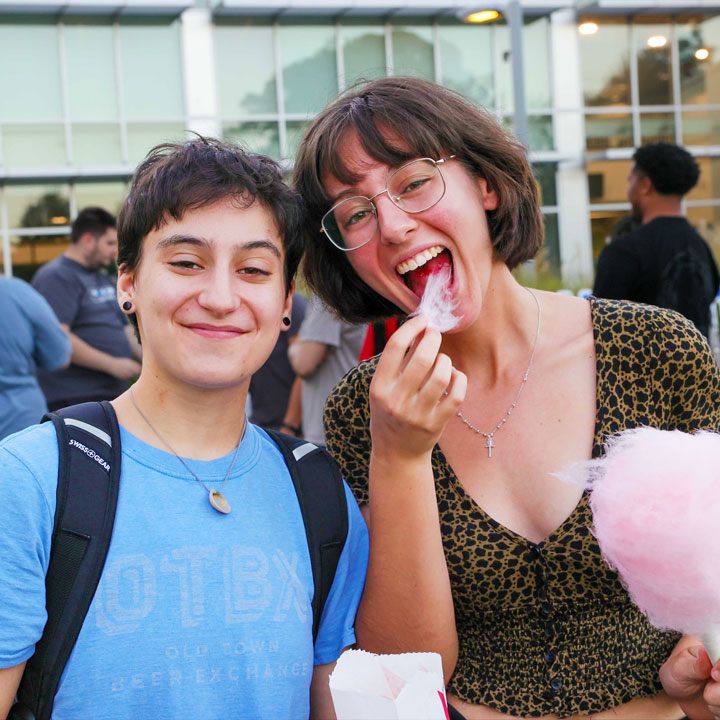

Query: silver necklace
[457,288,541,458]
[129,388,246,514]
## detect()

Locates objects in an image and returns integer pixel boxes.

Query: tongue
[405,250,452,296]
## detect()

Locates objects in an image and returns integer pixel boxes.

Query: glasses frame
[320,155,456,252]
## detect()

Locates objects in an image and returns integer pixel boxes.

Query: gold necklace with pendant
[129,388,245,514]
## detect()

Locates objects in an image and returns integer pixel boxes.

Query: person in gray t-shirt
[32,207,141,409]
[289,296,366,446]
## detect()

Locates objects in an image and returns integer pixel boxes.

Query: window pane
[687,157,720,201]
[541,213,560,277]
[523,17,551,109]
[3,125,66,168]
[223,122,280,159]
[529,116,554,151]
[687,205,720,265]
[591,210,629,263]
[437,23,493,108]
[6,184,70,229]
[533,163,557,206]
[513,214,561,289]
[678,15,720,105]
[342,24,386,87]
[286,120,311,161]
[126,123,186,166]
[496,18,552,112]
[504,114,554,150]
[635,21,673,106]
[10,234,70,280]
[392,25,434,81]
[585,114,633,150]
[119,20,184,120]
[280,24,337,115]
[586,160,632,204]
[0,21,62,121]
[72,124,123,165]
[216,24,277,116]
[64,21,118,121]
[75,181,128,215]
[579,20,631,106]
[640,112,675,144]
[683,110,720,145]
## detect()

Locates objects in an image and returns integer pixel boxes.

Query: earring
[282,317,291,327]
[122,301,133,312]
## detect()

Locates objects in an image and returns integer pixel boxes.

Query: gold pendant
[209,489,231,514]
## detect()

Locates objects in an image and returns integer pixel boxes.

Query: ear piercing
[122,301,133,312]
[282,317,291,327]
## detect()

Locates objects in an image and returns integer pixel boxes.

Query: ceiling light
[578,22,598,36]
[463,9,501,23]
[647,35,667,49]
[696,47,710,61]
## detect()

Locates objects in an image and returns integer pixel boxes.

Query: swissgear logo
[68,438,110,472]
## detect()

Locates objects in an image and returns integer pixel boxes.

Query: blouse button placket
[529,542,561,709]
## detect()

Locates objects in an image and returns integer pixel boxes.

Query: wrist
[280,421,301,435]
[677,698,715,720]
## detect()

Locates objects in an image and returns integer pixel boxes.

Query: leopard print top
[324,298,720,718]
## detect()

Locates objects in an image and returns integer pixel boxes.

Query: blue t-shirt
[0,277,71,440]
[32,255,133,403]
[0,421,368,720]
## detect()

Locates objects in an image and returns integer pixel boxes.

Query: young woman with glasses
[294,77,720,720]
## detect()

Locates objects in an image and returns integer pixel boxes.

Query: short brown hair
[118,137,303,291]
[294,76,544,324]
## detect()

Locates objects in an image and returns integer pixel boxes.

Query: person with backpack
[0,138,368,720]
[594,142,720,340]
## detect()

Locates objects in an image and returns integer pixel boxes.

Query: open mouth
[396,245,454,297]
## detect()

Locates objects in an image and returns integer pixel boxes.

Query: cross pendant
[486,436,495,458]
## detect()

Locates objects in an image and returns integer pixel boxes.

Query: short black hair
[71,206,116,243]
[118,137,303,294]
[633,142,700,196]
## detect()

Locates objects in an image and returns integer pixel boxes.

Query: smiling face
[322,133,499,330]
[118,200,292,391]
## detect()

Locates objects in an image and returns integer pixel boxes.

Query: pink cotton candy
[582,427,720,637]
[410,265,460,333]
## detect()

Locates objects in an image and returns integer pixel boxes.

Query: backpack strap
[11,402,121,720]
[264,429,349,642]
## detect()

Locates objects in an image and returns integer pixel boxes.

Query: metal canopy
[577,0,720,14]
[0,0,192,15]
[211,0,570,17]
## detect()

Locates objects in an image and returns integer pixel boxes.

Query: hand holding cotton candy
[582,427,720,662]
[410,265,460,333]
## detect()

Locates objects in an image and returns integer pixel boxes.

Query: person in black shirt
[593,142,720,338]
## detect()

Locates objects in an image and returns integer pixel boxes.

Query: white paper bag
[329,649,450,720]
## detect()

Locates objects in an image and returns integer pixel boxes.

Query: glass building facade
[1,2,720,289]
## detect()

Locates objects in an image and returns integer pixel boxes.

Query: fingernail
[712,667,720,682]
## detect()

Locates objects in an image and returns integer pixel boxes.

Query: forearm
[288,341,328,379]
[0,661,25,719]
[62,326,121,375]
[282,376,302,431]
[356,452,458,683]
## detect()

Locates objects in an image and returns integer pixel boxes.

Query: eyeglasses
[320,156,456,252]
